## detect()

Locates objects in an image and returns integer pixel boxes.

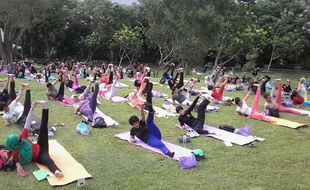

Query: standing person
[128,98,175,158]
[2,101,63,178]
[176,96,210,134]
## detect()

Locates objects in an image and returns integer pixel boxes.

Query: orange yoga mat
[36,140,92,186]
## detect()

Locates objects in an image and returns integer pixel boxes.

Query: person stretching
[176,96,210,134]
[1,84,31,127]
[128,100,175,158]
[2,101,63,178]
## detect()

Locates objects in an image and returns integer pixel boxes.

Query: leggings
[249,87,273,122]
[211,84,225,100]
[9,80,17,101]
[55,82,65,101]
[192,99,210,134]
[36,109,60,173]
[44,68,51,83]
[261,76,270,95]
[275,82,303,115]
[16,90,31,127]
[145,82,153,112]
[82,83,99,120]
[108,71,113,85]
[146,112,169,154]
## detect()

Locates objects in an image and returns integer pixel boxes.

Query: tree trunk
[268,46,275,71]
[213,37,225,69]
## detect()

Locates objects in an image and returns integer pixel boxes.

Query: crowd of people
[0,59,309,180]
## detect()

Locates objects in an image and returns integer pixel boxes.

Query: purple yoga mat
[115,131,193,161]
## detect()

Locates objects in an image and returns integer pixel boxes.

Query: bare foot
[54,170,63,178]
[37,100,48,109]
[21,83,29,90]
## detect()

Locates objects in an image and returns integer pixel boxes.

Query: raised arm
[185,96,199,113]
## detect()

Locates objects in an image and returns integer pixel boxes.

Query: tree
[112,25,143,66]
[85,32,102,62]
[0,0,39,65]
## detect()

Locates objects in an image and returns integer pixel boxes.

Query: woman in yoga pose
[0,101,63,178]
[128,92,175,158]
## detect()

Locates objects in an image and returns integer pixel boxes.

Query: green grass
[0,71,309,190]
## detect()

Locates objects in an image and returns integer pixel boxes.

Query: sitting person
[99,71,120,100]
[234,84,274,123]
[1,101,63,178]
[1,84,31,127]
[282,79,292,95]
[211,76,228,101]
[72,81,99,122]
[128,99,175,158]
[160,63,176,84]
[176,96,210,134]
[45,73,65,101]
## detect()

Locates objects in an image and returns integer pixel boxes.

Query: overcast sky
[110,0,138,5]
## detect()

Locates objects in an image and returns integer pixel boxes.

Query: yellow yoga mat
[36,140,92,186]
[270,117,308,129]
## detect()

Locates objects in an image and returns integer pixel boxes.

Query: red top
[293,94,304,105]
[12,128,40,162]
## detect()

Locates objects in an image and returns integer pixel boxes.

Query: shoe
[166,151,175,158]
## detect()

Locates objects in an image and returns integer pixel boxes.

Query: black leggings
[17,90,31,127]
[44,68,51,83]
[193,99,210,134]
[55,82,65,101]
[261,76,270,95]
[145,82,154,112]
[169,72,184,90]
[36,109,60,173]
[9,80,17,101]
[108,71,113,84]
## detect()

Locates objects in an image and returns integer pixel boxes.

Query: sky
[110,0,138,5]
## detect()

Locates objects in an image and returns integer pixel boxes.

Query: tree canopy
[0,0,309,69]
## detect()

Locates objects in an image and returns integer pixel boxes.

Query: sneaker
[166,151,175,158]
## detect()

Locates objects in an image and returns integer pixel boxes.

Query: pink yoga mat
[55,95,74,107]
[115,131,193,161]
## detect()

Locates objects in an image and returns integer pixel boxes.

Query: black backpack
[92,117,107,128]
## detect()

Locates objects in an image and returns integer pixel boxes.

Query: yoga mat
[115,131,193,161]
[165,99,219,112]
[100,94,128,102]
[176,125,265,146]
[152,90,168,98]
[270,117,308,129]
[81,107,119,126]
[55,95,74,107]
[114,82,129,88]
[128,102,177,118]
[36,140,92,186]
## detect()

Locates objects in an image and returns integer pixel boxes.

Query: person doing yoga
[1,84,32,127]
[1,101,63,178]
[0,75,17,111]
[128,96,175,158]
[72,81,99,122]
[234,84,275,123]
[46,73,66,101]
[176,96,210,134]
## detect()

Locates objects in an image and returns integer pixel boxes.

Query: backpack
[92,117,107,128]
[75,86,87,94]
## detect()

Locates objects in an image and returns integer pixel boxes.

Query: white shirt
[3,100,24,124]
[236,101,252,116]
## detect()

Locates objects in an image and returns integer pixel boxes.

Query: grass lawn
[0,70,309,190]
